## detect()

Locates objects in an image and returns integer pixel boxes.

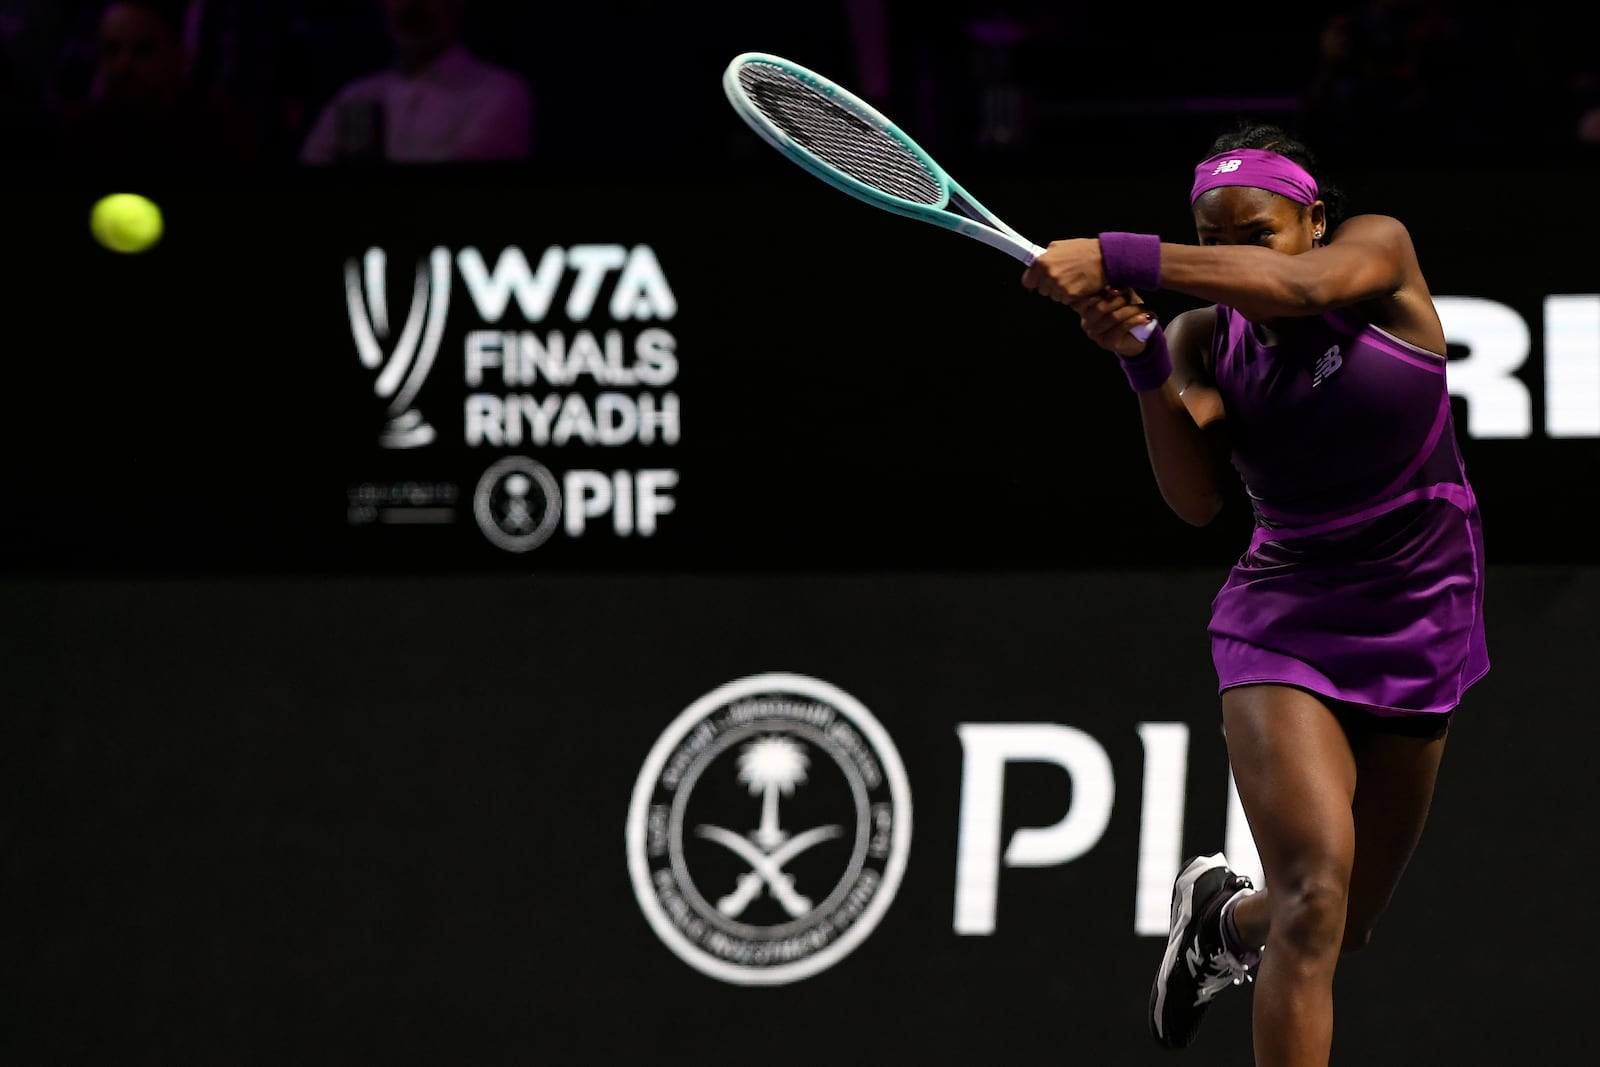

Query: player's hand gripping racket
[722,51,1154,341]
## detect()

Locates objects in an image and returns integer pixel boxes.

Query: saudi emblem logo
[626,673,912,985]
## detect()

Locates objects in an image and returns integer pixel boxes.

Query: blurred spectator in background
[1579,94,1600,143]
[0,0,92,115]
[1301,10,1361,152]
[1556,40,1600,147]
[299,0,533,165]
[1300,1,1488,158]
[53,0,256,166]
[177,0,329,166]
[4,0,1591,170]
[527,1,886,169]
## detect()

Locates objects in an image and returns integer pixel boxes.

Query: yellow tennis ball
[90,193,165,254]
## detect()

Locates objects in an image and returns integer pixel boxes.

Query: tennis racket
[722,50,1154,340]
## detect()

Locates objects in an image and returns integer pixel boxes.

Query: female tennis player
[1021,122,1489,1067]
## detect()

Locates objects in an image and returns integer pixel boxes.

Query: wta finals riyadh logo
[345,247,451,449]
[627,673,913,985]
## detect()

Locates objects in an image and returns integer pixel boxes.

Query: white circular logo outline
[625,672,913,985]
[473,456,562,552]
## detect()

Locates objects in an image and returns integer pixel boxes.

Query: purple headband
[1190,148,1319,205]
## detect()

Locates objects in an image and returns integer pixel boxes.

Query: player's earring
[1314,229,1323,239]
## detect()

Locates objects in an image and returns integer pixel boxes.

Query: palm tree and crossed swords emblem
[694,736,843,919]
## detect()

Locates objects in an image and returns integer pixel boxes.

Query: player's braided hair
[1204,121,1348,231]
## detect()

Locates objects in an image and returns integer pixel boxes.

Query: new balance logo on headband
[1191,149,1319,206]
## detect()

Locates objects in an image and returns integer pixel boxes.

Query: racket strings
[737,63,942,205]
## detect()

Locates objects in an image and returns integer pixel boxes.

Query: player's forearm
[1151,243,1323,321]
[1136,385,1225,526]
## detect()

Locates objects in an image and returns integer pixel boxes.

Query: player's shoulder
[1331,213,1414,244]
[1163,306,1221,385]
[1167,305,1218,349]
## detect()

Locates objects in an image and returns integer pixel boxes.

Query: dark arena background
[2,2,1597,1064]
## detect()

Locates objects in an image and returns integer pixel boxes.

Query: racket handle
[1025,243,1155,343]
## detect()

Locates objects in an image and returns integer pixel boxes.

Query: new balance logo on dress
[1313,345,1344,387]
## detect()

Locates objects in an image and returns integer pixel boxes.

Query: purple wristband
[1098,231,1162,291]
[1119,324,1172,392]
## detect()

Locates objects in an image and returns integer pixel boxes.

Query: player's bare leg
[1221,685,1357,1067]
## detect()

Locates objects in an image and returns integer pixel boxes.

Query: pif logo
[626,674,912,985]
[472,456,678,552]
[472,456,562,552]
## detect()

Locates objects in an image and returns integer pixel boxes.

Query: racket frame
[722,51,1045,264]
[724,51,1155,343]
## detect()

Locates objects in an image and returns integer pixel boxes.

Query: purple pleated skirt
[1209,488,1489,719]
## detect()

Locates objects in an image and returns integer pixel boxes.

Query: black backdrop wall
[1,160,1597,575]
[2,151,1597,1065]
[0,568,1593,1065]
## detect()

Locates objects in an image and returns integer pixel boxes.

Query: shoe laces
[1194,945,1254,1003]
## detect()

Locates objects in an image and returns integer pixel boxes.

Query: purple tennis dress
[1207,306,1489,720]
